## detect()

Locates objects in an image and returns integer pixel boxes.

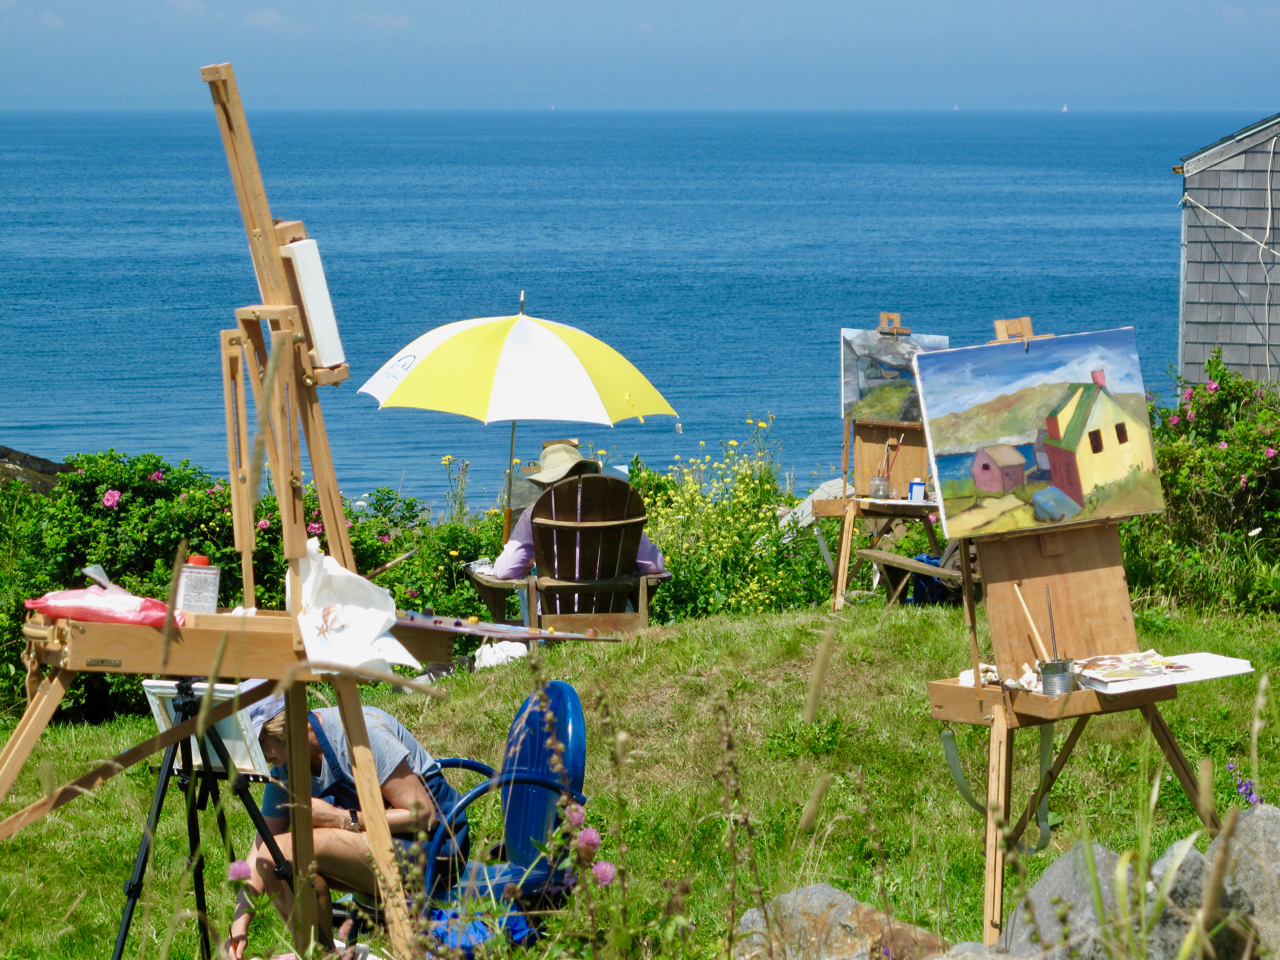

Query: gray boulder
[1147,836,1253,960]
[1207,803,1280,950]
[1001,842,1124,960]
[736,883,948,960]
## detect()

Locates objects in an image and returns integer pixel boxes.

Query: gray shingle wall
[1181,139,1280,382]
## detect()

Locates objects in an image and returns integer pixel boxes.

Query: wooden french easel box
[910,318,1229,946]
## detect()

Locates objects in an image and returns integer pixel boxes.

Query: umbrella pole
[502,421,517,541]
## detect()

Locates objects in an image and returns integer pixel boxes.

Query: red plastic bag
[24,586,182,628]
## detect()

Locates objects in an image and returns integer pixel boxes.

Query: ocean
[0,110,1251,508]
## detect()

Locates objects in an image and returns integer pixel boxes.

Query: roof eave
[1183,111,1280,176]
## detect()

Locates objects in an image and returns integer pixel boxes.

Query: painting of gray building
[1178,112,1280,383]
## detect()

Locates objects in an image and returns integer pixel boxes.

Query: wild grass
[0,600,1274,958]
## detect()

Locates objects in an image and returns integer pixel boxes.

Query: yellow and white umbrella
[358,304,677,534]
[358,311,676,425]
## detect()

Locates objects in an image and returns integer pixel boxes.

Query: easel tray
[927,676,1176,729]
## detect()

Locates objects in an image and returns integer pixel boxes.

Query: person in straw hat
[492,442,664,581]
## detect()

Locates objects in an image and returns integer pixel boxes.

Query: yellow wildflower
[441,455,454,465]
[728,440,738,447]
[757,421,766,428]
[449,550,459,556]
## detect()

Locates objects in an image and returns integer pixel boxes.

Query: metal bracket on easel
[941,724,1053,853]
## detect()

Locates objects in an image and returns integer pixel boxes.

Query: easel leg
[1140,704,1221,832]
[176,735,213,960]
[285,684,321,954]
[923,517,941,555]
[0,668,74,805]
[111,739,182,960]
[983,707,1014,946]
[331,677,416,958]
[832,507,856,611]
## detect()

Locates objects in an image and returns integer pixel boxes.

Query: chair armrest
[422,773,588,894]
[437,758,497,778]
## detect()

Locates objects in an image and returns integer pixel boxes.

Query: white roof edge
[1183,112,1280,176]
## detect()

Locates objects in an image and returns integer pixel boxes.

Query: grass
[0,600,1276,958]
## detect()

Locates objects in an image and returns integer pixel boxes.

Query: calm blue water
[0,110,1249,507]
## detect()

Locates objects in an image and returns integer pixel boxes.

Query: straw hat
[526,443,601,487]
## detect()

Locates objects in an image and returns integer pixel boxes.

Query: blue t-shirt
[261,706,448,823]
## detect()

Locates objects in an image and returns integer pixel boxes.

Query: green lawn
[0,601,1275,958]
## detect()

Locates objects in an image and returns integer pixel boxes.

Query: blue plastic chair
[423,680,587,904]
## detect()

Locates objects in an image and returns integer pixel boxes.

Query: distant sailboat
[1062,104,1068,112]
[953,104,958,111]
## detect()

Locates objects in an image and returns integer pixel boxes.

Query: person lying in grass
[224,682,466,959]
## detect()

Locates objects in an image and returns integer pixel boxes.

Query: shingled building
[1178,113,1280,383]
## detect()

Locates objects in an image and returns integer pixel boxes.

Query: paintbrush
[1046,585,1059,660]
[880,440,890,477]
[885,432,906,481]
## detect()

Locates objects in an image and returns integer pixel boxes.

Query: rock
[1148,836,1253,960]
[939,942,989,959]
[1207,803,1280,950]
[736,883,947,960]
[0,446,72,495]
[1001,842,1124,960]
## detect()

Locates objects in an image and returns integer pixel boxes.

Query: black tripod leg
[179,737,212,960]
[205,726,293,890]
[194,732,234,862]
[111,741,181,960]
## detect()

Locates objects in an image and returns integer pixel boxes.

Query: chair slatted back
[530,475,647,615]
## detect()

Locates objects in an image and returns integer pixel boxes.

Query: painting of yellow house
[1043,370,1154,507]
[913,327,1164,540]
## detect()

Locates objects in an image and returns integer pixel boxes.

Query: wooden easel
[0,63,427,959]
[927,319,1219,944]
[823,312,948,608]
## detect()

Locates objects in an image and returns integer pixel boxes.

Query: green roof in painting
[1043,384,1100,452]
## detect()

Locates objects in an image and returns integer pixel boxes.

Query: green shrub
[632,420,833,622]
[1121,349,1280,610]
[0,452,506,721]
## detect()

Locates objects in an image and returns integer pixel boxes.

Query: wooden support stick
[221,330,257,606]
[959,538,984,710]
[1007,715,1090,847]
[1141,703,1222,832]
[982,706,1014,945]
[1010,580,1053,663]
[0,679,277,841]
[832,503,856,612]
[284,684,321,954]
[331,676,416,957]
[0,668,74,805]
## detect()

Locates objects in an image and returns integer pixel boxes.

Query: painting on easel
[914,327,1163,538]
[841,328,949,421]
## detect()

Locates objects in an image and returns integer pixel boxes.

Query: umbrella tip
[519,290,525,315]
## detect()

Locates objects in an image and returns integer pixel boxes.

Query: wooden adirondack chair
[523,474,667,633]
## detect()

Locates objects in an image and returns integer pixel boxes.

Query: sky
[914,328,1147,420]
[2,0,1280,109]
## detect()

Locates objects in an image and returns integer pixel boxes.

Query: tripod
[112,679,294,960]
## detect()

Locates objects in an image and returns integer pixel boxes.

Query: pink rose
[1187,410,1196,421]
[1268,448,1278,459]
[1218,441,1229,450]
[1206,380,1219,393]
[566,804,586,828]
[1182,387,1194,401]
[1168,415,1181,425]
[1241,474,1248,489]
[179,492,187,500]
[577,827,601,853]
[378,534,391,544]
[102,489,121,508]
[345,520,353,528]
[228,859,252,881]
[591,861,616,886]
[307,521,323,535]
[406,588,419,598]
[148,470,164,481]
[256,518,270,530]
[927,513,938,524]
